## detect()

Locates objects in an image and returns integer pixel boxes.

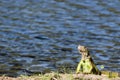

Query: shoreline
[0,72,120,80]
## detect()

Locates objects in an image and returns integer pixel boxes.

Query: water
[0,0,120,76]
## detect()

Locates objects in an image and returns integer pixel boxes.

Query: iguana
[76,45,101,75]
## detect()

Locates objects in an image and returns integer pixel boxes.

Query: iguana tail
[101,71,120,78]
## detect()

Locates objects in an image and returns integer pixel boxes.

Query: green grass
[19,72,74,80]
[1,68,120,80]
[17,71,120,80]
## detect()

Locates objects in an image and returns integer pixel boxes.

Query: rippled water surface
[0,0,120,76]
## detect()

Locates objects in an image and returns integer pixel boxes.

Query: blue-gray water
[0,0,120,76]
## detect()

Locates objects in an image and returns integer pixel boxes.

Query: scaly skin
[76,45,101,75]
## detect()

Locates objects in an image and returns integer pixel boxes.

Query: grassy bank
[0,71,120,80]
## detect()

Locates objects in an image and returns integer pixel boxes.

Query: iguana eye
[80,50,85,52]
[80,50,83,52]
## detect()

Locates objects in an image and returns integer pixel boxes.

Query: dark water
[0,0,120,76]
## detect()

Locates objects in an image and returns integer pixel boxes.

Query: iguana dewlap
[76,45,101,75]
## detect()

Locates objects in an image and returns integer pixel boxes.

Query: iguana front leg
[76,60,83,73]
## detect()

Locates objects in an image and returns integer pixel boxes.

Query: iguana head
[78,45,89,57]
